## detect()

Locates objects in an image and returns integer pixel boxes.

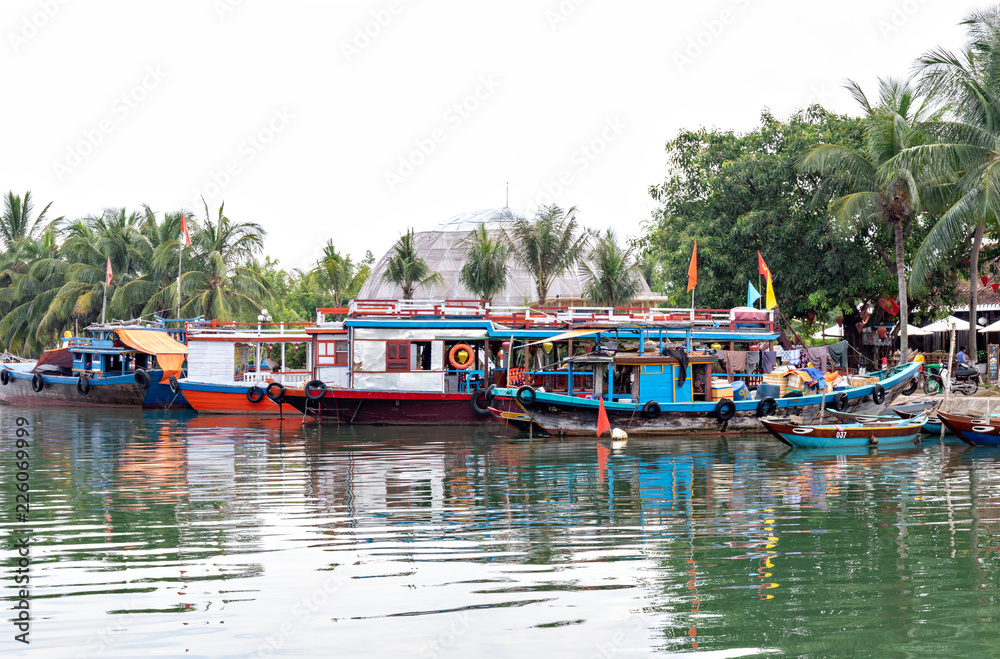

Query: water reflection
[2,407,1000,657]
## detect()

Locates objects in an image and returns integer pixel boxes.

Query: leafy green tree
[0,191,61,251]
[580,229,642,307]
[311,240,354,306]
[381,228,443,299]
[896,7,1000,361]
[459,225,511,302]
[512,205,589,305]
[798,77,937,359]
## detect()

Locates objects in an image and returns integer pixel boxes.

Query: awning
[32,347,72,373]
[521,328,606,347]
[115,329,187,383]
[810,324,843,339]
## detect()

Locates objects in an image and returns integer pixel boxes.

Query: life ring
[266,381,286,404]
[470,387,491,416]
[756,396,777,417]
[77,375,90,396]
[0,369,9,385]
[134,369,152,389]
[168,376,180,395]
[516,385,536,406]
[902,378,918,396]
[448,343,475,370]
[304,379,327,401]
[872,383,885,405]
[247,385,266,404]
[642,400,661,419]
[715,398,736,422]
[31,372,44,393]
[832,392,848,411]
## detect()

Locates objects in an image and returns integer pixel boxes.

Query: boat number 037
[835,431,847,439]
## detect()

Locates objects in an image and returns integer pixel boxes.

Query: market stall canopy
[114,329,187,383]
[921,316,970,332]
[811,325,844,339]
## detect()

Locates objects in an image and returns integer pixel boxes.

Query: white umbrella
[921,315,971,332]
[907,323,933,336]
[810,324,843,339]
[979,319,1000,333]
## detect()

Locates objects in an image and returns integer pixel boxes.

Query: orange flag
[687,240,697,292]
[105,257,113,285]
[596,396,610,437]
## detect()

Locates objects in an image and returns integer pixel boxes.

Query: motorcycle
[923,362,980,396]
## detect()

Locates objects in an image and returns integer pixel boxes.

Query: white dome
[358,208,654,305]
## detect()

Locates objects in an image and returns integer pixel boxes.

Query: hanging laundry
[761,350,777,373]
[725,350,747,374]
[746,351,761,372]
[827,340,848,368]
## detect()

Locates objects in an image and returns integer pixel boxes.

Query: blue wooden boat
[490,322,921,435]
[937,411,1000,446]
[0,323,190,408]
[760,415,926,448]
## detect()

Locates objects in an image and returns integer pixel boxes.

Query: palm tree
[798,77,935,360]
[0,191,61,251]
[381,228,443,299]
[893,8,1000,362]
[580,229,643,307]
[311,240,354,306]
[459,225,511,302]
[511,205,590,305]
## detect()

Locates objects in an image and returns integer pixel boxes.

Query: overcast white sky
[1,0,977,272]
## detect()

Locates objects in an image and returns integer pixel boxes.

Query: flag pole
[101,282,107,324]
[177,240,182,319]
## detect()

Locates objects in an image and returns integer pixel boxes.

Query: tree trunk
[894,220,908,364]
[970,220,985,363]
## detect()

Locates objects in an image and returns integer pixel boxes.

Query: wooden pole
[940,322,956,444]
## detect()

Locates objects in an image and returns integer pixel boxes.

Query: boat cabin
[560,352,724,404]
[65,326,187,379]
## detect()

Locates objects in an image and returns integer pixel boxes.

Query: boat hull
[492,362,919,436]
[937,411,1000,446]
[282,389,497,425]
[0,369,186,408]
[761,418,924,448]
[179,380,285,415]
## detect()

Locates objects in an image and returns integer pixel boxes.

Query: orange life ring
[448,343,474,370]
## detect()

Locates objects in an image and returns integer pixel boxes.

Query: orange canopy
[115,329,188,384]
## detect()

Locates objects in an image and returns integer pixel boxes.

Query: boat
[760,415,926,448]
[490,319,920,435]
[937,411,1000,446]
[177,317,328,415]
[0,322,189,408]
[826,409,899,424]
[889,400,941,417]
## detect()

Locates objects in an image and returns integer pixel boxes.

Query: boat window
[335,340,349,366]
[386,341,409,372]
[412,342,432,371]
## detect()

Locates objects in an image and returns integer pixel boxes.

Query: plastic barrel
[756,383,780,400]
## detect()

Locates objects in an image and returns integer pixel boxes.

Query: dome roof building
[357,208,659,306]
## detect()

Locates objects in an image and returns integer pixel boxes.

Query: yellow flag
[765,274,777,309]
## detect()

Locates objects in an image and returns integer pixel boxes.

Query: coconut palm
[511,205,590,305]
[0,191,61,251]
[311,240,354,306]
[580,229,643,307]
[892,8,1000,361]
[797,77,936,360]
[459,225,511,302]
[381,228,443,299]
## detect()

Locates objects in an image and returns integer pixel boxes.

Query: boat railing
[242,370,310,385]
[186,320,312,335]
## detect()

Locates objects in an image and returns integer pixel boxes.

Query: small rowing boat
[760,415,926,448]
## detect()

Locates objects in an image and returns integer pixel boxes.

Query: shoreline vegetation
[6,9,1000,363]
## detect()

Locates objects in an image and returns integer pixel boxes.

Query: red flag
[758,251,771,279]
[105,257,113,285]
[884,299,899,316]
[596,396,610,437]
[180,214,192,246]
[686,241,697,292]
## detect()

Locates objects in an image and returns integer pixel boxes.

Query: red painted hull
[283,389,495,425]
[181,387,285,415]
